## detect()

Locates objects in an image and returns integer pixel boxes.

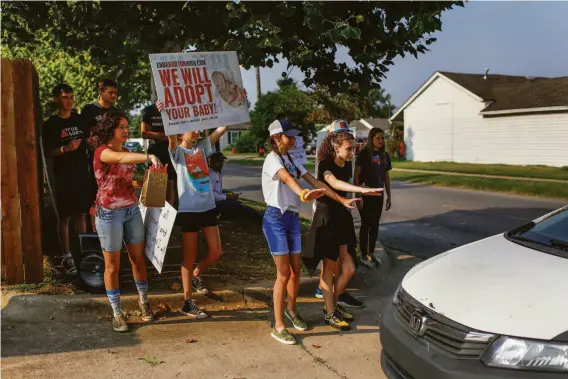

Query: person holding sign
[158,101,229,319]
[93,111,163,332]
[261,120,360,345]
[305,121,383,331]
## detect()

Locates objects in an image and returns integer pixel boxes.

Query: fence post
[1,58,25,284]
[1,58,43,284]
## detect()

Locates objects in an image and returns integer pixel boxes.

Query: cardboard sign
[139,201,177,273]
[289,135,308,165]
[149,51,250,135]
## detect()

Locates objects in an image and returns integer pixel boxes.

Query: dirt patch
[4,198,310,296]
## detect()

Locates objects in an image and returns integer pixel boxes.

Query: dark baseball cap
[268,119,301,137]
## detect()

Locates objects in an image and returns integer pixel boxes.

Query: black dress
[303,159,357,271]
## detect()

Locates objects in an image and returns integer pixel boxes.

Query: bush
[235,132,258,153]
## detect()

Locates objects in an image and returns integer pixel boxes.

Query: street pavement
[223,163,566,258]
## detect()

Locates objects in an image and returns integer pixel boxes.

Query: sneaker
[338,292,365,309]
[271,327,297,345]
[360,255,375,269]
[192,276,209,294]
[325,311,351,331]
[112,314,129,332]
[322,304,354,322]
[370,254,382,267]
[180,299,209,319]
[61,256,78,276]
[314,287,323,299]
[139,301,154,322]
[285,309,309,331]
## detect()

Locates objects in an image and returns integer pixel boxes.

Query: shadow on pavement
[380,206,556,258]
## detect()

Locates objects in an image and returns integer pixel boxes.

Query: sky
[239,1,568,110]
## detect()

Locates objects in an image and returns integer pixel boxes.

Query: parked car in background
[304,139,317,155]
[124,141,143,153]
[380,205,568,379]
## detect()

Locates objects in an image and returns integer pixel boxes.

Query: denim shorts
[262,206,302,256]
[95,204,145,252]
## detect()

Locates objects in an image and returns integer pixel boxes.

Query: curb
[1,278,322,323]
[1,285,272,323]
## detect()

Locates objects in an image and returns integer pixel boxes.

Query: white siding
[404,76,485,162]
[480,113,568,167]
[403,76,568,167]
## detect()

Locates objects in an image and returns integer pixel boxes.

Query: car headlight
[392,284,401,306]
[482,336,568,372]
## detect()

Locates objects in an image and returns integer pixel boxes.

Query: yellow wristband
[300,189,310,203]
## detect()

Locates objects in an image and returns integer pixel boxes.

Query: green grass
[392,161,568,181]
[390,171,568,199]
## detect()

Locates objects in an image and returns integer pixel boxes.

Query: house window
[228,131,243,145]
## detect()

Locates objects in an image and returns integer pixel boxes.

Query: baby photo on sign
[212,71,247,107]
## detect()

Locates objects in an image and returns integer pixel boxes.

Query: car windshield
[506,206,568,258]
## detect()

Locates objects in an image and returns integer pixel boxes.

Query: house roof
[351,118,390,130]
[390,71,568,121]
[440,72,568,112]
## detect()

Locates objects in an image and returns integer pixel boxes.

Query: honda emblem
[409,312,427,336]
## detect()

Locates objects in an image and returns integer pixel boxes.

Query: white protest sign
[139,201,177,274]
[149,51,250,135]
[289,135,308,165]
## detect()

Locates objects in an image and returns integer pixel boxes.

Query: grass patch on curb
[3,257,79,294]
[390,171,568,199]
[392,161,568,181]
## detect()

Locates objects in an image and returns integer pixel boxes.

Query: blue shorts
[95,204,145,252]
[262,206,302,256]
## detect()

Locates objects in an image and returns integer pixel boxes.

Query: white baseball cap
[268,119,301,137]
[330,120,352,133]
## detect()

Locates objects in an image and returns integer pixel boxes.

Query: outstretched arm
[277,169,326,201]
[322,170,383,195]
[302,172,360,209]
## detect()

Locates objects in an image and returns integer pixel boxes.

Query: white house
[389,71,568,167]
[217,122,251,151]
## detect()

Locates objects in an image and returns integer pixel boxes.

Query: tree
[2,1,463,103]
[249,79,317,147]
[309,85,396,124]
[1,30,151,119]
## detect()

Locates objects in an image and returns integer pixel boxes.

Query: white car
[381,205,568,379]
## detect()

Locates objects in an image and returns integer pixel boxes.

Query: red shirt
[93,145,137,209]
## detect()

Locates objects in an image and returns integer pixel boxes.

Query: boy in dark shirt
[42,83,91,275]
[81,79,119,214]
[81,79,118,147]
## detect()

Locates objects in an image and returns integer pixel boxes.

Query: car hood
[402,234,568,340]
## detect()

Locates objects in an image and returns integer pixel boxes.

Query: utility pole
[255,66,261,99]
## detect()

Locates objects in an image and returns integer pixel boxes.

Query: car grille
[395,289,496,359]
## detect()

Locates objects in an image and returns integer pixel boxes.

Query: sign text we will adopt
[150,52,250,135]
[158,59,218,122]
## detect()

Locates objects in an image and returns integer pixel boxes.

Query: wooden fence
[1,58,43,284]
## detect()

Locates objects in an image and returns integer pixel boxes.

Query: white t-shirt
[169,138,216,213]
[262,151,307,214]
[209,169,226,202]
